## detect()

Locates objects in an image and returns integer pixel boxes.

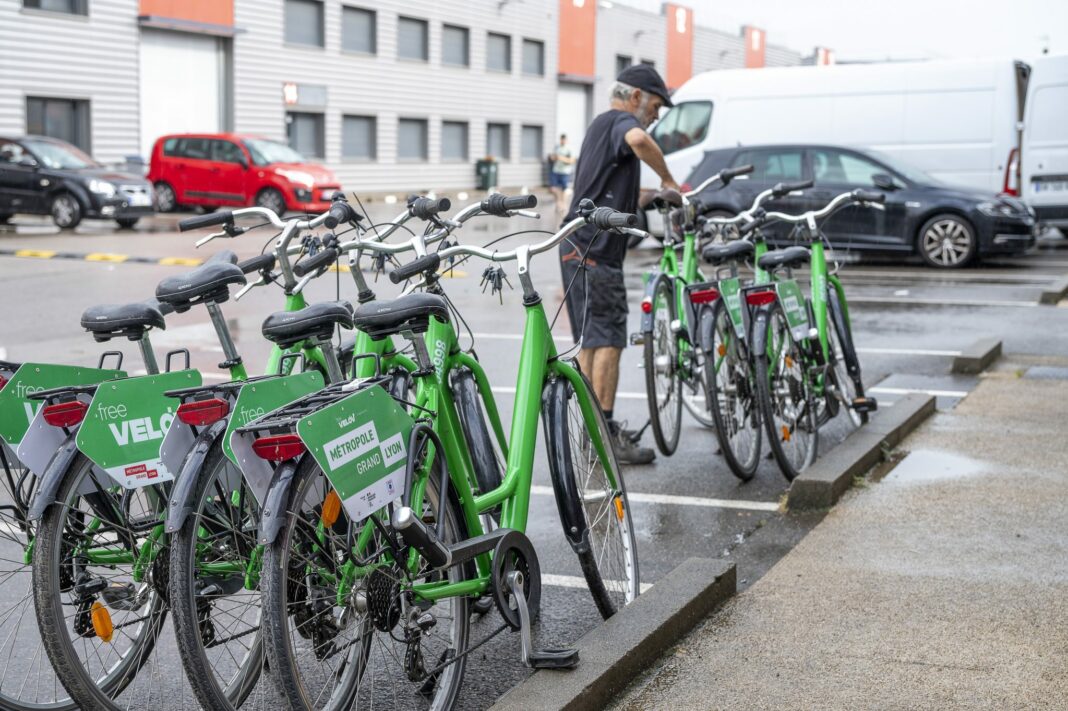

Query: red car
[147,133,341,215]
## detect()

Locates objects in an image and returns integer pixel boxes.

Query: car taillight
[745,291,777,307]
[42,401,88,428]
[252,434,306,462]
[641,297,653,314]
[176,398,230,426]
[1002,148,1020,197]
[689,288,720,304]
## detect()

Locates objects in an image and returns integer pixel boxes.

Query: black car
[685,144,1037,268]
[0,136,154,229]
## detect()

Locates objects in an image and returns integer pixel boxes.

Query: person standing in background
[548,134,575,216]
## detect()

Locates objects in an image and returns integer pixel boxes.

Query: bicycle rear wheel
[544,373,640,619]
[644,278,682,455]
[704,301,762,481]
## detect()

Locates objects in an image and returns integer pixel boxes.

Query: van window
[651,101,713,155]
[180,138,212,160]
[732,149,803,182]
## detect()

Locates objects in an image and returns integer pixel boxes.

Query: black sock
[604,409,614,422]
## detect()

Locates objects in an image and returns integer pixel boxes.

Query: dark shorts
[549,171,571,190]
[560,255,628,349]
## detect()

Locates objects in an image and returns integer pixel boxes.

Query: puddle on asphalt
[880,448,986,484]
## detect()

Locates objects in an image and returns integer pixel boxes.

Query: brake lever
[195,230,227,248]
[510,210,541,220]
[234,273,269,301]
[867,202,887,211]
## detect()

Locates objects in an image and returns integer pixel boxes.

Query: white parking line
[473,332,571,343]
[542,573,653,594]
[856,347,961,357]
[530,485,781,512]
[869,386,969,398]
[849,296,1038,308]
[491,386,645,400]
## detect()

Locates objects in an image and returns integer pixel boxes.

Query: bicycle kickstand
[508,571,579,670]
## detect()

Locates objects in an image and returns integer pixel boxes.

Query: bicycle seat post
[138,332,160,375]
[204,301,242,372]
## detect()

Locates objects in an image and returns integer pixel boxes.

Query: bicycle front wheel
[705,301,762,481]
[644,278,682,455]
[544,373,640,619]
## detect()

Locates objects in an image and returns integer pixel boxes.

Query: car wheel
[51,193,82,229]
[255,188,286,217]
[154,182,179,212]
[917,214,976,268]
[115,218,140,229]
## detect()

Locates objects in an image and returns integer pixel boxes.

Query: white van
[645,58,1029,196]
[1020,54,1068,229]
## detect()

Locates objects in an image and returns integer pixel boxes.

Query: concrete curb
[1038,276,1068,305]
[951,338,1003,374]
[489,558,736,711]
[788,393,936,510]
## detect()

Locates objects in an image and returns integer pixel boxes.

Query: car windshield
[243,138,305,166]
[22,139,98,170]
[865,149,942,186]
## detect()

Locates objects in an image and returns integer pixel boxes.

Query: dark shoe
[609,420,655,465]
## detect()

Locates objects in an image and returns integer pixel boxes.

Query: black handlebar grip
[853,189,886,204]
[772,179,815,197]
[178,210,234,232]
[588,206,638,230]
[389,253,441,284]
[722,164,755,180]
[292,248,338,278]
[408,197,452,220]
[738,217,765,238]
[237,254,276,275]
[481,193,538,216]
[324,200,357,229]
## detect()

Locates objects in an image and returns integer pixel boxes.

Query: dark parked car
[0,136,154,229]
[684,144,1037,268]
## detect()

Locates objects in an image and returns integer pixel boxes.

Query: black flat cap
[617,64,674,107]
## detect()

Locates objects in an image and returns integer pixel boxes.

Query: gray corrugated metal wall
[693,27,747,73]
[593,4,667,115]
[233,0,558,192]
[0,0,140,164]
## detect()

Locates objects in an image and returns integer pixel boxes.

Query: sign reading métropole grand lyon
[297,385,413,523]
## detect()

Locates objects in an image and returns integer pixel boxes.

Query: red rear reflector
[177,398,230,426]
[689,288,720,304]
[641,297,653,314]
[0,375,7,392]
[745,291,777,306]
[252,434,306,462]
[42,401,88,428]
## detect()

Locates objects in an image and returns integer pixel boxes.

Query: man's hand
[662,179,681,192]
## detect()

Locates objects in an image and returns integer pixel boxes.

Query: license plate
[129,193,152,206]
[1034,180,1068,193]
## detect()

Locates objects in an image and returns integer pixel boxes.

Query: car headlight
[977,201,1019,218]
[88,179,116,197]
[276,169,314,187]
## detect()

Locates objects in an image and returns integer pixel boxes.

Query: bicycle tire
[704,301,762,481]
[827,288,868,426]
[644,277,682,455]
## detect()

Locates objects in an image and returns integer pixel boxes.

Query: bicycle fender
[695,302,717,353]
[27,433,80,521]
[750,306,772,357]
[258,457,301,545]
[640,272,671,335]
[540,377,590,555]
[164,419,229,534]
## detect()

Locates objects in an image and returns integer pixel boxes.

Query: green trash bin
[476,158,498,191]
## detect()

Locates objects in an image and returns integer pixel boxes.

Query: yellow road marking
[157,257,204,267]
[14,249,56,258]
[84,253,128,263]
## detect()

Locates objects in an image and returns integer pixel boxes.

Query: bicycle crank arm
[509,571,579,670]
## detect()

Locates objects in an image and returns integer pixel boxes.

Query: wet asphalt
[0,209,1066,709]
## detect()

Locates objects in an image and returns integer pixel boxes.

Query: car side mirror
[872,173,898,191]
[17,157,38,169]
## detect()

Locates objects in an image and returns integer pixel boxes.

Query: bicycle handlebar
[763,189,887,226]
[389,253,441,283]
[408,196,451,220]
[771,179,815,198]
[481,193,538,216]
[178,210,234,232]
[292,247,339,277]
[237,254,276,274]
[323,200,359,229]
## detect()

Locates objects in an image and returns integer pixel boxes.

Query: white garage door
[556,82,591,156]
[139,29,222,160]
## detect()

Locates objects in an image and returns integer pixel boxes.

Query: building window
[342,115,376,160]
[615,54,632,76]
[441,121,468,161]
[520,125,542,161]
[341,6,375,54]
[486,122,510,160]
[442,24,469,67]
[397,16,428,61]
[486,33,511,73]
[26,97,91,152]
[23,0,87,15]
[398,118,428,160]
[286,111,324,159]
[285,0,324,48]
[521,39,544,76]
[640,58,656,68]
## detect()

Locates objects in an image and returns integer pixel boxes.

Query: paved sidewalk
[610,363,1068,710]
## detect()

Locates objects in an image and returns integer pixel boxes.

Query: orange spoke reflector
[614,495,625,522]
[785,355,794,369]
[321,491,342,528]
[91,602,114,643]
[717,344,727,357]
[781,425,791,442]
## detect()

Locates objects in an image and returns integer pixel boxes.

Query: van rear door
[1022,55,1068,227]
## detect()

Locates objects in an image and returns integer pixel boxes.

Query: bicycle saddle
[155,250,246,311]
[261,301,354,348]
[81,300,166,341]
[639,188,683,211]
[757,246,810,272]
[702,241,754,265]
[352,293,450,340]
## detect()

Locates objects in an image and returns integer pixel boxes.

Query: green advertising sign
[222,371,324,464]
[0,363,125,447]
[296,385,413,523]
[718,277,745,339]
[775,280,811,340]
[77,369,201,489]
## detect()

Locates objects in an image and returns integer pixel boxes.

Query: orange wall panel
[744,25,765,68]
[558,0,596,79]
[664,4,693,90]
[139,0,233,27]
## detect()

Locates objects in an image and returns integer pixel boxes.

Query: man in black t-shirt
[560,64,680,465]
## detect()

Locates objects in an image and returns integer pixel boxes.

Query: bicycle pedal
[528,648,580,669]
[629,332,645,346]
[852,397,878,414]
